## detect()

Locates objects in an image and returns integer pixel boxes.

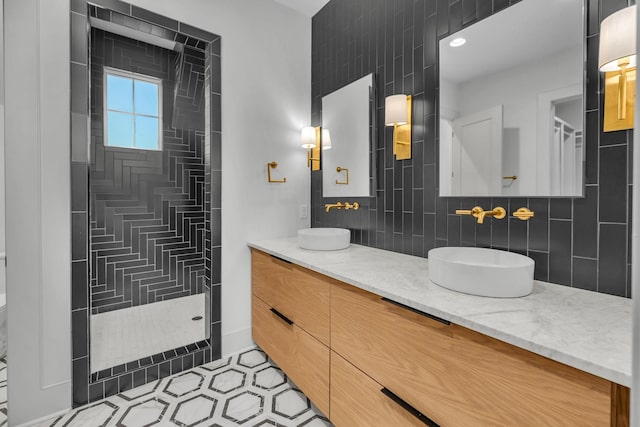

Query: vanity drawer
[331,282,611,426]
[252,294,330,415]
[331,351,427,427]
[251,249,330,345]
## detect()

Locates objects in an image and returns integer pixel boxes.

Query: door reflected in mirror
[438,0,585,197]
[322,73,374,197]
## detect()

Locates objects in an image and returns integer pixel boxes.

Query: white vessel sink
[428,247,534,298]
[298,228,350,251]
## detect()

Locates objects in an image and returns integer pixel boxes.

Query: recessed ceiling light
[449,37,466,47]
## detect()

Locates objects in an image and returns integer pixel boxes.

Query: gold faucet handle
[455,209,473,215]
[491,207,507,220]
[455,206,483,216]
[512,207,534,221]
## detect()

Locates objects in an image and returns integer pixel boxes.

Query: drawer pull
[270,255,292,265]
[381,387,440,427]
[270,307,294,325]
[381,297,451,325]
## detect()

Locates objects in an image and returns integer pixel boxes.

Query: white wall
[5,0,310,423]
[5,0,72,424]
[0,0,5,295]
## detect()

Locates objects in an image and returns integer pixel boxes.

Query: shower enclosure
[70,0,221,407]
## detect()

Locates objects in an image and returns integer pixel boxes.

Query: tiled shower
[70,0,222,407]
[89,28,208,314]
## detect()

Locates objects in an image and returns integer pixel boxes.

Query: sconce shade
[322,129,332,150]
[599,5,637,71]
[301,126,317,148]
[385,94,409,125]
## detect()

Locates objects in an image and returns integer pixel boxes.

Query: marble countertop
[248,238,632,387]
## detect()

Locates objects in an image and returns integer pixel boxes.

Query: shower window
[104,67,162,150]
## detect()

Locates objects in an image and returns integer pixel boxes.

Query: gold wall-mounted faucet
[477,207,506,224]
[455,206,506,224]
[325,202,343,212]
[325,202,360,212]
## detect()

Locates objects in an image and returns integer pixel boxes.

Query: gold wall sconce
[385,94,412,160]
[301,126,320,171]
[336,166,349,185]
[267,161,286,183]
[301,127,331,171]
[599,5,636,132]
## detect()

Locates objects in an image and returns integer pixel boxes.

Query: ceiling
[272,0,331,17]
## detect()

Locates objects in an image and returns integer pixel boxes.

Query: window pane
[134,80,159,117]
[107,112,134,148]
[135,116,159,150]
[106,74,133,112]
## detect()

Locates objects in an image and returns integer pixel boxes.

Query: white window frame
[103,66,163,151]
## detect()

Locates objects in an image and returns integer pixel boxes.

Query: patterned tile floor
[0,359,6,426]
[36,348,331,427]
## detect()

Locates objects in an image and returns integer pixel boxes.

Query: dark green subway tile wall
[311,0,635,297]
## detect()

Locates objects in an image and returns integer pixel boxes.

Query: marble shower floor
[91,294,207,372]
[36,348,331,427]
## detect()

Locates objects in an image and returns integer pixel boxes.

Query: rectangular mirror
[438,0,585,197]
[322,73,375,197]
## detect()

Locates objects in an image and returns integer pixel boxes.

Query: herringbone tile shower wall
[90,29,208,314]
[173,46,207,132]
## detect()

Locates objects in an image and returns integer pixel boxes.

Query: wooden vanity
[251,248,630,426]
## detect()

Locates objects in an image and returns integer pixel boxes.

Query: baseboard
[222,344,258,359]
[222,327,253,357]
[16,408,69,427]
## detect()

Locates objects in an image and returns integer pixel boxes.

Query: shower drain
[192,316,203,321]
